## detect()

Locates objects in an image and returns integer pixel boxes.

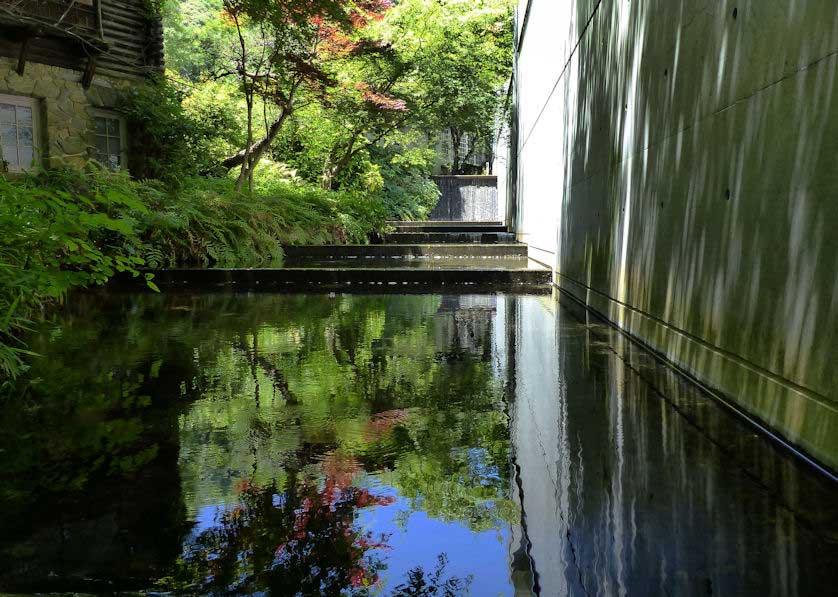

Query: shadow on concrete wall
[520,0,838,468]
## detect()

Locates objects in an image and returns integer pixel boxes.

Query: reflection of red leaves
[205,479,391,591]
[322,451,362,488]
[354,535,390,551]
[355,488,396,508]
[364,408,410,440]
[350,567,366,587]
[277,482,391,587]
[355,489,372,507]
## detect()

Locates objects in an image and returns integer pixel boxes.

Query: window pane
[18,146,33,169]
[96,134,109,157]
[0,104,14,125]
[18,126,33,146]
[17,107,32,126]
[95,116,108,135]
[108,153,120,169]
[0,124,15,144]
[2,145,18,168]
[105,118,117,135]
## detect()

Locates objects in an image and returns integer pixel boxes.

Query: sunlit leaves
[0,169,158,378]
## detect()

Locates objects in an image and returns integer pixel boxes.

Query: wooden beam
[55,0,79,28]
[93,0,104,39]
[81,54,97,88]
[16,37,29,75]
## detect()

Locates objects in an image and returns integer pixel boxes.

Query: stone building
[0,0,163,173]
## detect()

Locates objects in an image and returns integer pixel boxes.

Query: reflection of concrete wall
[433,295,497,356]
[508,295,572,595]
[509,294,837,596]
[430,176,499,221]
[512,0,838,470]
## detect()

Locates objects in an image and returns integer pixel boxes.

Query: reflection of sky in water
[190,503,228,537]
[183,480,514,595]
[357,487,514,596]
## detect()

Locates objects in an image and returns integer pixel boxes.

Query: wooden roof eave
[0,13,108,86]
[0,13,109,55]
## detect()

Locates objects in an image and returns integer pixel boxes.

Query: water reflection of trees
[175,293,516,534]
[166,475,393,595]
[0,293,515,592]
[392,554,473,596]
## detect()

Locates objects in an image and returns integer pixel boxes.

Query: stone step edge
[113,268,552,292]
[386,221,505,226]
[283,247,527,257]
[283,243,524,248]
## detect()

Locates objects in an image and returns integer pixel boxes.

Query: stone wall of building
[1,57,124,169]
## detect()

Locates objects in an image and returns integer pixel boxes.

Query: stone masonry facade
[1,56,125,170]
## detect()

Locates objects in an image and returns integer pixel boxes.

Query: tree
[215,0,395,191]
[159,0,514,198]
[389,0,514,174]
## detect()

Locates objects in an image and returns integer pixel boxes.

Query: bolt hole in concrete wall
[511,0,838,472]
[429,176,500,221]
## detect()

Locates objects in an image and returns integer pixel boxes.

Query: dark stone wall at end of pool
[430,176,499,222]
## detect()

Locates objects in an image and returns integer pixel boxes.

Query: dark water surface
[1,293,835,595]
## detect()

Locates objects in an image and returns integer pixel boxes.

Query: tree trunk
[461,132,483,174]
[451,129,461,175]
[235,89,254,192]
[221,108,290,173]
[322,136,359,190]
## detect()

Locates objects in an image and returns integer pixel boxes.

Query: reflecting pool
[0,293,835,595]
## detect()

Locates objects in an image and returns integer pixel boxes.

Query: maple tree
[163,0,513,193]
[215,0,396,190]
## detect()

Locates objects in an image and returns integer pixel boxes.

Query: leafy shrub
[0,169,152,379]
[0,165,386,379]
[119,78,239,181]
[141,174,383,268]
[372,145,440,221]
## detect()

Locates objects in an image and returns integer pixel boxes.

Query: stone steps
[283,243,528,259]
[126,221,550,293]
[384,232,517,244]
[387,221,508,233]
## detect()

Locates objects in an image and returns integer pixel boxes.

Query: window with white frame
[93,112,126,170]
[0,94,39,173]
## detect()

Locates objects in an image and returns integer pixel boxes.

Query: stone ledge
[283,244,527,259]
[114,268,552,293]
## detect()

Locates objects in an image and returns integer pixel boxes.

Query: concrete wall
[430,176,501,221]
[1,57,124,169]
[511,0,838,471]
[508,294,834,595]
